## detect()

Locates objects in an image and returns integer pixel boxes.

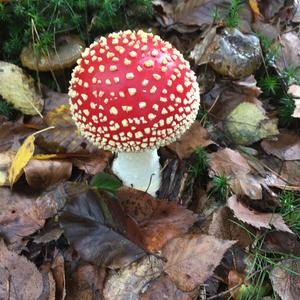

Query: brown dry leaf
[227,195,293,233]
[0,150,15,186]
[270,259,300,300]
[140,273,198,300]
[103,255,163,300]
[277,32,300,76]
[0,240,44,299]
[167,121,214,159]
[163,233,236,291]
[8,134,35,186]
[51,250,66,300]
[208,148,263,199]
[66,263,105,300]
[0,187,45,243]
[36,104,98,153]
[117,187,198,252]
[208,207,252,248]
[261,130,300,161]
[24,158,72,189]
[280,160,300,187]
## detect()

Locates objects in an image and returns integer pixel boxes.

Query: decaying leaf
[227,195,293,233]
[167,121,214,159]
[59,182,145,268]
[51,250,66,300]
[0,187,45,243]
[37,104,98,153]
[117,187,198,252]
[224,102,279,145]
[208,148,263,199]
[270,259,300,300]
[261,130,300,161]
[163,233,236,291]
[0,240,44,299]
[0,61,44,115]
[24,158,72,190]
[140,273,198,300]
[103,255,163,300]
[8,134,35,186]
[0,150,15,186]
[66,263,106,300]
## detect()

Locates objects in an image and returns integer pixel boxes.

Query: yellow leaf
[33,154,59,160]
[8,135,35,186]
[248,0,262,21]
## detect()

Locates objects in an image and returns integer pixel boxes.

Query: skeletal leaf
[0,61,43,115]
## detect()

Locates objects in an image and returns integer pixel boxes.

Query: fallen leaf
[51,250,66,300]
[163,233,236,291]
[59,182,145,268]
[167,121,214,159]
[117,187,198,252]
[91,172,122,193]
[261,130,300,161]
[270,259,300,300]
[288,84,300,118]
[103,255,163,300]
[0,61,43,115]
[280,160,300,186]
[0,240,44,299]
[224,102,279,145]
[0,150,15,186]
[0,187,45,243]
[248,0,262,20]
[37,104,99,153]
[208,148,263,199]
[140,273,198,300]
[8,134,35,186]
[66,263,105,300]
[227,195,293,233]
[24,158,72,190]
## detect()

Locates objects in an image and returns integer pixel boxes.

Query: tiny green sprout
[197,107,210,127]
[259,74,279,95]
[190,147,208,177]
[226,0,243,28]
[209,174,230,201]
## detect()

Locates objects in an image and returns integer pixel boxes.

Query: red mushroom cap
[69,30,200,152]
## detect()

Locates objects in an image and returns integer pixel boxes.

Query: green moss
[0,0,153,61]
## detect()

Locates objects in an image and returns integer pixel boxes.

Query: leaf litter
[0,0,300,299]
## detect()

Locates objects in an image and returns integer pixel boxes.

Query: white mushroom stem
[112,149,161,197]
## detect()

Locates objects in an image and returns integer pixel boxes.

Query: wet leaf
[270,259,300,300]
[140,273,198,300]
[261,130,300,161]
[0,61,43,115]
[24,158,72,190]
[37,104,98,153]
[208,148,263,199]
[163,233,236,291]
[51,250,66,300]
[59,182,145,268]
[224,102,279,145]
[0,240,44,299]
[103,255,163,300]
[91,172,122,193]
[8,135,35,186]
[227,195,293,233]
[167,121,214,159]
[117,187,198,252]
[0,187,45,243]
[66,263,105,300]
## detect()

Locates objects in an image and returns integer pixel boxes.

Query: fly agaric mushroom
[69,30,200,196]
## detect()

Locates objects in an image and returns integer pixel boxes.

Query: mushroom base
[112,150,161,197]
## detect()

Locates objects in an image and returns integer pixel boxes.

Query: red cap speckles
[69,30,200,152]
